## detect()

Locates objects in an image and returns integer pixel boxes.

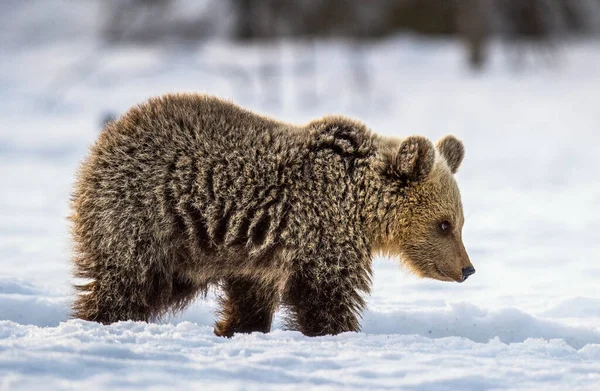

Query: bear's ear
[436,135,464,174]
[381,136,435,183]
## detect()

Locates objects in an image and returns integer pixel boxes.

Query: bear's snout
[460,266,476,282]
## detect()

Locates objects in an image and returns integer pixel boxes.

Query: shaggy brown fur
[70,93,473,337]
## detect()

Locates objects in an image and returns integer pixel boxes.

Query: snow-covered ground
[1,18,600,390]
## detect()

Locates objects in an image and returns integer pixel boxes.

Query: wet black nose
[462,267,476,281]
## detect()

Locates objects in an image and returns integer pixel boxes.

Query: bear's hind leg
[73,253,202,324]
[73,272,155,324]
[214,276,280,337]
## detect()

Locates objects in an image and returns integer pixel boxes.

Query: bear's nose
[461,267,476,281]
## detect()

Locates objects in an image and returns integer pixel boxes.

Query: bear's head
[374,134,474,283]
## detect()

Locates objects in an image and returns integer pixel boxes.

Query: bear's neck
[360,170,403,256]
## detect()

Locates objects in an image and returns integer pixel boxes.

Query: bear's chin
[430,264,461,282]
[426,273,458,283]
[408,262,460,283]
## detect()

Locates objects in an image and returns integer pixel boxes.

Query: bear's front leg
[283,249,372,336]
[214,276,280,337]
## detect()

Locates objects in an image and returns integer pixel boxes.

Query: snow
[2,321,600,391]
[2,10,600,388]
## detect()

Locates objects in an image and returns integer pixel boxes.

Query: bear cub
[70,93,474,337]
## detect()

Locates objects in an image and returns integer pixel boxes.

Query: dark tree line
[102,0,600,42]
[100,0,600,69]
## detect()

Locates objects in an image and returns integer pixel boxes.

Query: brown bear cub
[70,93,474,337]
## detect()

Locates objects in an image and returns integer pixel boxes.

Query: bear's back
[101,94,300,154]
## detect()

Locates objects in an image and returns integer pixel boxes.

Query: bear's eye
[439,221,451,233]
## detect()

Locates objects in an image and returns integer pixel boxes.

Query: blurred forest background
[97,0,600,69]
[8,0,600,64]
[4,1,600,65]
[2,0,600,118]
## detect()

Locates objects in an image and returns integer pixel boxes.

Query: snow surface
[1,16,600,389]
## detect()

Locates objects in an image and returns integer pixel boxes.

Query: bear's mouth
[431,263,456,282]
[433,264,446,278]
